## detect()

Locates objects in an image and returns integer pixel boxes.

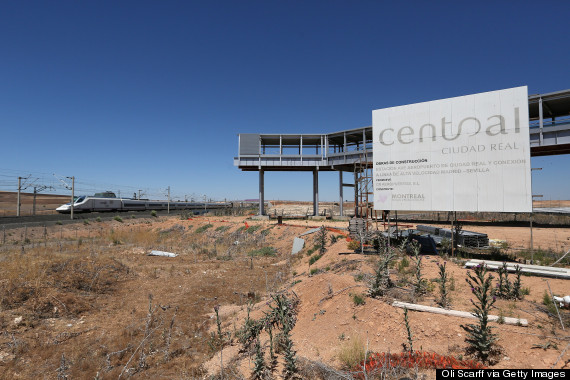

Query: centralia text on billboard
[372,86,531,212]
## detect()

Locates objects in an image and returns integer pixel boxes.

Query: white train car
[56,195,231,213]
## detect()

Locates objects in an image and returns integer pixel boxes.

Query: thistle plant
[461,263,498,362]
[267,323,277,371]
[368,247,395,298]
[252,338,266,380]
[316,226,327,255]
[403,307,414,354]
[411,240,426,297]
[496,262,512,299]
[237,303,263,351]
[282,323,298,379]
[437,261,449,308]
[214,305,223,341]
[511,265,523,300]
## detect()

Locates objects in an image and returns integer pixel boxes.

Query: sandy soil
[1,215,569,379]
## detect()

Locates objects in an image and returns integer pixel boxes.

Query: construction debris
[300,227,321,237]
[392,301,528,326]
[148,250,178,257]
[291,237,305,255]
[417,225,489,247]
[464,259,570,280]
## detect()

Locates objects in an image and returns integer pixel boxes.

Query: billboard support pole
[451,211,455,257]
[530,213,534,264]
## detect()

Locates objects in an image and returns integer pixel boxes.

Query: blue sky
[1,1,569,202]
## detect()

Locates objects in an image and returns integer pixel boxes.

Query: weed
[352,293,365,306]
[83,220,90,225]
[521,287,530,296]
[460,263,498,363]
[56,221,63,225]
[330,235,338,244]
[150,210,157,217]
[96,217,101,222]
[113,215,123,223]
[215,225,230,232]
[354,273,364,282]
[309,268,319,276]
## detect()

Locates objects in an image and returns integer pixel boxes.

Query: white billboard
[373,86,531,212]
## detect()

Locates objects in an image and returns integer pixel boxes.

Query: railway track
[0,209,202,230]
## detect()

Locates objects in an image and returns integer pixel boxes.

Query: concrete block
[291,237,305,255]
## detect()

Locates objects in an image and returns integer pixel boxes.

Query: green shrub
[308,253,322,265]
[56,221,63,225]
[246,225,262,234]
[113,215,123,223]
[248,246,277,257]
[83,220,90,225]
[347,240,360,252]
[352,293,365,306]
[195,224,213,233]
[96,217,101,222]
[150,210,157,217]
[309,268,319,276]
[215,225,230,232]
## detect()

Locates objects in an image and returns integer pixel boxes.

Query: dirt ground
[0,214,569,379]
[0,191,69,216]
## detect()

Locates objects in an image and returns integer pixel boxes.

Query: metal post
[339,171,344,216]
[33,187,37,216]
[451,212,454,257]
[70,176,74,220]
[259,170,265,216]
[167,186,170,214]
[539,97,544,145]
[354,171,358,217]
[17,177,21,217]
[313,169,319,216]
[530,213,534,264]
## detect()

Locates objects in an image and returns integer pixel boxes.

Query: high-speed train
[56,194,232,213]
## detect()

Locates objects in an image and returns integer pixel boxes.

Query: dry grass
[337,334,366,370]
[0,217,290,379]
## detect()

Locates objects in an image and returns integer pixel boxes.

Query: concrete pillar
[313,169,319,216]
[259,169,265,215]
[339,171,344,216]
